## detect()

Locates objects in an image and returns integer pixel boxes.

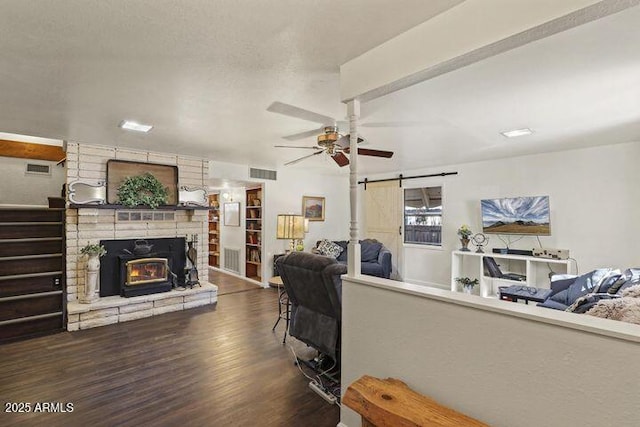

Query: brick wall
[65,142,210,303]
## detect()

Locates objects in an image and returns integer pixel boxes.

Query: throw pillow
[317,239,344,259]
[598,274,622,294]
[608,268,640,294]
[566,268,614,303]
[361,240,383,262]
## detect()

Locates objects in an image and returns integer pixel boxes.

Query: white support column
[347,99,361,276]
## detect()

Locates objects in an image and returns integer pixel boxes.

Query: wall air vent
[249,167,277,181]
[25,163,51,176]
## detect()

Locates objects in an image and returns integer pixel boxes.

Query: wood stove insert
[100,238,186,297]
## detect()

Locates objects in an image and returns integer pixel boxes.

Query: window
[404,186,442,246]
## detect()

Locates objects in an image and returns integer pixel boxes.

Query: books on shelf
[247,248,261,263]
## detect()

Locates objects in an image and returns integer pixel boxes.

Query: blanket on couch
[585,285,640,325]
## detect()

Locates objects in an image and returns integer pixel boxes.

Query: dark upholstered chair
[276,251,346,363]
[314,239,392,279]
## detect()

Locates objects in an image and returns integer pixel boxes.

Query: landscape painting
[302,196,325,221]
[481,196,550,235]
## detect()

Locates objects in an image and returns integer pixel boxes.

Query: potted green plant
[457,224,473,251]
[80,243,107,257]
[455,277,479,294]
[79,243,107,303]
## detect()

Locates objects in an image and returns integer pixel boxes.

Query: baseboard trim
[337,423,348,427]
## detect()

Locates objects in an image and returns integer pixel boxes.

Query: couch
[538,268,640,322]
[314,238,392,279]
[276,251,346,363]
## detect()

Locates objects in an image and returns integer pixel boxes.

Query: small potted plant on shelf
[457,224,473,251]
[455,277,479,294]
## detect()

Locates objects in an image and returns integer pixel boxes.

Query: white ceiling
[0,1,638,175]
[353,4,640,174]
[0,0,461,169]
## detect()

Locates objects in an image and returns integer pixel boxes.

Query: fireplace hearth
[100,238,186,297]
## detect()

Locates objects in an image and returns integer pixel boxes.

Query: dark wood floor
[0,276,340,426]
[210,268,264,296]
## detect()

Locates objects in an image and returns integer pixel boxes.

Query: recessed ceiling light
[119,120,153,133]
[501,128,533,138]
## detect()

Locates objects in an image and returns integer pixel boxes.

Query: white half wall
[360,140,640,288]
[340,276,640,427]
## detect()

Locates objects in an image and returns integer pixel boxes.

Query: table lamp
[277,214,305,253]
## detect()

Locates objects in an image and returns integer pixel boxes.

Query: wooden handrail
[343,375,489,427]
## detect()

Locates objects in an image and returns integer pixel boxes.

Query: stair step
[0,237,62,244]
[0,271,64,282]
[0,253,63,262]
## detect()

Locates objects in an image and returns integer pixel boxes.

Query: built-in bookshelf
[208,193,220,268]
[245,187,262,281]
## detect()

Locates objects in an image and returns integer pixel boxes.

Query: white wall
[0,156,65,205]
[208,161,350,283]
[360,141,640,288]
[340,276,640,427]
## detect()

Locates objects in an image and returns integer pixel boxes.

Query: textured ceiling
[352,5,640,173]
[0,1,638,176]
[0,0,462,170]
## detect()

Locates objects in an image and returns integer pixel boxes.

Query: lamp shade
[277,214,305,240]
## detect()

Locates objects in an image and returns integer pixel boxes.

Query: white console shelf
[451,250,574,298]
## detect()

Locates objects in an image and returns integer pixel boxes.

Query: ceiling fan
[267,102,398,167]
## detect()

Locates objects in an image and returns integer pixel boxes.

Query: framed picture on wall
[302,196,325,221]
[224,202,240,226]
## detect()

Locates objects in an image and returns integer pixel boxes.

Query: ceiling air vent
[249,167,277,181]
[25,163,51,176]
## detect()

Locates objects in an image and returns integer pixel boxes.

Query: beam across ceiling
[0,140,65,162]
[340,0,640,102]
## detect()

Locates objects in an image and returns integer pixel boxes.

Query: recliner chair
[276,251,346,363]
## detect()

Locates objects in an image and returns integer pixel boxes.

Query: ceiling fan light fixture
[119,120,153,133]
[501,128,533,138]
[317,125,339,145]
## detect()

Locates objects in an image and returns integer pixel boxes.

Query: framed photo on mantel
[302,196,325,221]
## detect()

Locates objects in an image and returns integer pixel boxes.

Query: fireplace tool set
[185,234,200,288]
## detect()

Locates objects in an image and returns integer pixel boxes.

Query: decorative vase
[80,254,100,303]
[460,238,470,251]
[463,284,474,294]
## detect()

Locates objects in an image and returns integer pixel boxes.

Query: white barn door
[364,181,402,279]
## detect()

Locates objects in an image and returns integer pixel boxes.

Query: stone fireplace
[64,142,217,331]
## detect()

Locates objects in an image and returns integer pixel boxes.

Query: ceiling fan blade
[284,150,324,166]
[274,145,321,149]
[343,147,394,158]
[357,148,394,158]
[336,134,365,147]
[332,152,349,167]
[282,126,325,141]
[267,102,336,124]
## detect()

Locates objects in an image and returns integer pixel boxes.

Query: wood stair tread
[0,271,64,281]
